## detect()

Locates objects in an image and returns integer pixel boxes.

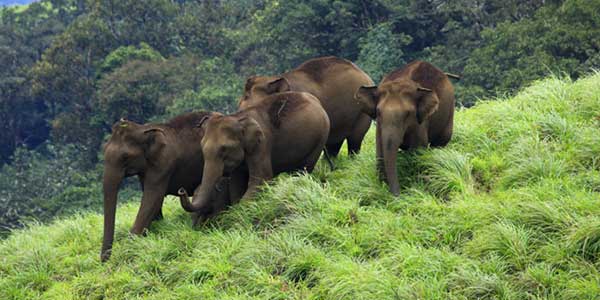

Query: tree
[356,22,412,82]
[94,54,203,127]
[0,0,84,164]
[463,0,599,101]
[99,42,164,74]
[233,0,389,75]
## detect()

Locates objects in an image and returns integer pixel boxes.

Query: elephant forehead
[378,96,416,114]
[380,80,417,94]
[103,142,132,164]
[205,118,242,137]
[207,116,233,127]
[247,76,278,90]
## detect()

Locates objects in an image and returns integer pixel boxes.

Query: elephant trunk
[178,188,193,210]
[381,125,403,196]
[180,161,223,212]
[101,165,124,262]
[375,118,385,181]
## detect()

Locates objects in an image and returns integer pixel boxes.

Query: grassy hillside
[2,73,600,299]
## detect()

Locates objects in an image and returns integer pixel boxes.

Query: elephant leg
[229,169,249,205]
[303,144,327,173]
[153,208,164,221]
[347,138,361,156]
[131,179,168,235]
[376,122,385,182]
[322,149,335,170]
[325,141,343,158]
[242,152,273,201]
[347,114,371,155]
[430,125,453,147]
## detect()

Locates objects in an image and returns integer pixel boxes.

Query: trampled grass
[1,73,600,299]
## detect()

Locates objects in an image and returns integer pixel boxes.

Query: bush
[0,143,137,235]
[165,57,242,116]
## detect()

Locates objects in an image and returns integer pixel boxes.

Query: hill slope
[1,74,600,299]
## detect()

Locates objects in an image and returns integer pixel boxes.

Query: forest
[0,0,599,232]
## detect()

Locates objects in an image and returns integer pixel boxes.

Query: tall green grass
[1,73,600,299]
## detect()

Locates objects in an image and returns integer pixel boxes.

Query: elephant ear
[416,87,439,124]
[141,127,167,160]
[244,76,257,92]
[195,115,212,135]
[239,117,264,154]
[265,77,291,94]
[196,115,211,128]
[354,85,379,118]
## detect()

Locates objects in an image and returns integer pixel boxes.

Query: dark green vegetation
[0,1,598,233]
[1,74,600,299]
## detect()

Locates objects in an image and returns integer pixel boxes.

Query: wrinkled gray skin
[101,112,232,262]
[355,61,455,196]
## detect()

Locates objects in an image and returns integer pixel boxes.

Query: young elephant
[179,92,330,212]
[355,61,455,196]
[101,112,232,262]
[239,56,373,159]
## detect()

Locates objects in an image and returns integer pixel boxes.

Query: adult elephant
[355,61,455,196]
[239,56,373,159]
[101,112,233,262]
[179,92,329,212]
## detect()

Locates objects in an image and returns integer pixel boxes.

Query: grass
[1,73,600,299]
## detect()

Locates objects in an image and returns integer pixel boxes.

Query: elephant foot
[100,249,112,262]
[323,150,335,170]
[153,209,164,221]
[129,227,149,237]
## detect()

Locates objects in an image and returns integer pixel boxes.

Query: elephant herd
[100,56,457,261]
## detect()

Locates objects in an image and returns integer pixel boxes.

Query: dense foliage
[0,0,599,230]
[1,74,599,299]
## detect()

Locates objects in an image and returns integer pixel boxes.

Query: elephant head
[355,80,438,196]
[238,76,291,109]
[101,119,168,261]
[180,114,265,212]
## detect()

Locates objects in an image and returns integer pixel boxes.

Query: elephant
[101,112,233,262]
[239,56,373,161]
[179,91,330,212]
[355,60,455,196]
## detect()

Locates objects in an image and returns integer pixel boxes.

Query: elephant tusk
[444,72,461,80]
